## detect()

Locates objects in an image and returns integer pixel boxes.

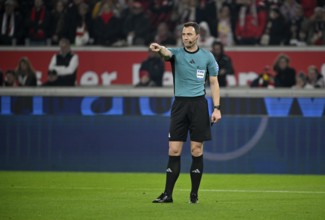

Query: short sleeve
[207,52,219,76]
[167,48,176,55]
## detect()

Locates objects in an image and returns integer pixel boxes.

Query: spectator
[138,50,165,87]
[119,0,140,19]
[217,4,234,46]
[149,22,176,46]
[226,1,241,42]
[280,0,301,22]
[93,0,123,46]
[92,0,114,19]
[17,0,34,19]
[123,1,150,45]
[307,65,325,88]
[3,69,18,87]
[48,0,66,45]
[306,7,325,45]
[292,72,313,89]
[26,0,50,45]
[197,21,215,48]
[172,0,197,26]
[287,4,308,46]
[0,68,3,86]
[195,0,218,37]
[250,65,274,88]
[48,38,79,86]
[64,0,83,44]
[235,0,267,45]
[260,7,288,45]
[211,41,234,87]
[300,0,317,19]
[74,2,93,46]
[0,0,24,45]
[148,0,174,32]
[42,69,59,86]
[15,57,37,86]
[273,54,296,88]
[173,23,183,47]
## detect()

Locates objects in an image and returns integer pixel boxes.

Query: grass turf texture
[0,172,324,220]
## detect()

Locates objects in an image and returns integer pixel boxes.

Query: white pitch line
[2,186,325,195]
[0,186,113,190]
[188,189,325,195]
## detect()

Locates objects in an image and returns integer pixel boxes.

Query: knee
[169,147,181,156]
[168,144,181,156]
[191,144,203,157]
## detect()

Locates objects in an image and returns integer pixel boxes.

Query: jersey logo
[196,69,205,80]
[189,59,195,64]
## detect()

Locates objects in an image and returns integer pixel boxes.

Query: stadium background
[1,2,325,219]
[1,45,325,175]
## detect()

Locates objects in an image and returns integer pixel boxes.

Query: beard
[183,39,196,49]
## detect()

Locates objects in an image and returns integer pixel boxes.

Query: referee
[150,22,221,204]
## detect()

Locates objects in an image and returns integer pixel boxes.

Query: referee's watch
[213,105,221,110]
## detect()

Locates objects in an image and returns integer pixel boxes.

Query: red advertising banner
[0,47,324,86]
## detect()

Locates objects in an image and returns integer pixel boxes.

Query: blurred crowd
[1,37,324,88]
[1,0,324,89]
[1,0,325,47]
[250,54,325,89]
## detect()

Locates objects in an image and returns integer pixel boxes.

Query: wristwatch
[213,105,221,110]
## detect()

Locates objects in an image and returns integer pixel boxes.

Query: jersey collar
[183,47,200,54]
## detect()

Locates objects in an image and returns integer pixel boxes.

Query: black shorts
[169,96,211,142]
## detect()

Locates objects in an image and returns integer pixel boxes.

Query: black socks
[164,155,204,196]
[164,155,181,196]
[190,155,203,195]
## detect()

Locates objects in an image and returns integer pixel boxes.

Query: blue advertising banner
[1,96,325,117]
[0,107,324,174]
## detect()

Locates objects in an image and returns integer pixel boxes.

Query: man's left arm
[209,76,221,123]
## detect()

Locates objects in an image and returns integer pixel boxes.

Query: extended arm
[149,43,172,60]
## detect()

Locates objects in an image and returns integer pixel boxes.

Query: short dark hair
[212,41,224,53]
[5,69,15,76]
[297,72,307,82]
[59,38,70,45]
[212,41,223,48]
[183,22,200,34]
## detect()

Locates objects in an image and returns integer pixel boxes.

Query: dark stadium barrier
[0,88,324,174]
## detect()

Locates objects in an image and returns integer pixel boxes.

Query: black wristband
[213,105,221,110]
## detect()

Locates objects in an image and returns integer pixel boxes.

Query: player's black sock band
[164,155,181,196]
[190,154,203,195]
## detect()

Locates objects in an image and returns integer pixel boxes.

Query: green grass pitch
[1,171,324,220]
